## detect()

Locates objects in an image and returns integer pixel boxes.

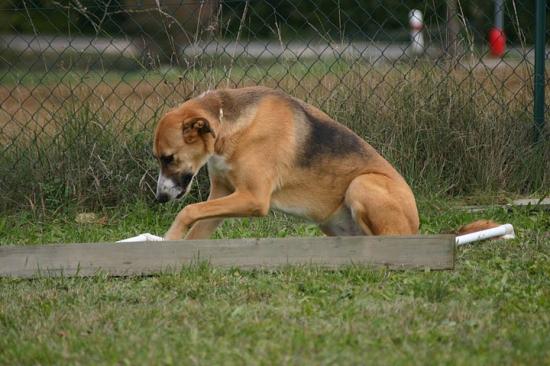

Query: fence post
[446,0,460,59]
[534,0,546,142]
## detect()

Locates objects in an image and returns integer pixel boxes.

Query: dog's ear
[182,118,216,143]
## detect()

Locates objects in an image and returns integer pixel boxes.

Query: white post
[408,9,425,56]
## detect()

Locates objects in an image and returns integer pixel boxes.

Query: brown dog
[153,86,419,240]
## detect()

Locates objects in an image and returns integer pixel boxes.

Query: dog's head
[153,104,216,203]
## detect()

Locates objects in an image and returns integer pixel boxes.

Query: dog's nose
[156,193,170,203]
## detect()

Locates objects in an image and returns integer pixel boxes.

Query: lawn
[1,196,549,365]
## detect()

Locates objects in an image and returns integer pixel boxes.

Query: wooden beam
[0,236,455,277]
[460,197,550,213]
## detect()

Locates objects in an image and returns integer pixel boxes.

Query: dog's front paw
[164,225,189,241]
[164,231,179,241]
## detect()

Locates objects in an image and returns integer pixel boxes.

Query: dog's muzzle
[156,172,194,203]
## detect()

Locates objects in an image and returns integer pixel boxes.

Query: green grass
[0,200,321,245]
[1,197,549,365]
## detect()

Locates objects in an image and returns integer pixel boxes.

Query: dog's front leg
[184,178,232,240]
[164,191,270,240]
[164,215,192,241]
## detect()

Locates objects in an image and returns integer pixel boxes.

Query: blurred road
[1,34,543,67]
[0,34,139,57]
[181,40,541,66]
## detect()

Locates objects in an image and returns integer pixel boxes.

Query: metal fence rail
[0,1,547,211]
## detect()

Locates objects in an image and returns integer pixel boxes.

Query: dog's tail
[455,219,502,236]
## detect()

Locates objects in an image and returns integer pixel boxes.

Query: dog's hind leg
[319,205,364,236]
[344,174,419,235]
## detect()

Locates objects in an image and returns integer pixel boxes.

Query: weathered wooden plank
[512,198,550,208]
[0,235,455,277]
[460,197,550,213]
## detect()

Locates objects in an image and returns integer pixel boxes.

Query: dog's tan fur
[153,86,420,240]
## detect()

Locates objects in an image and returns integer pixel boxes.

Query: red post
[488,27,506,57]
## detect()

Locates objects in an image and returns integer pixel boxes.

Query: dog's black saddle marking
[299,107,366,167]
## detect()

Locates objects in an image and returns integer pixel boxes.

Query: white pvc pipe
[116,225,515,246]
[455,224,515,246]
[117,233,164,243]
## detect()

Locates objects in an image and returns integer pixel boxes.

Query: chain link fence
[0,1,548,211]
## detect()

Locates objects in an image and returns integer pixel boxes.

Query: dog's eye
[160,155,174,166]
